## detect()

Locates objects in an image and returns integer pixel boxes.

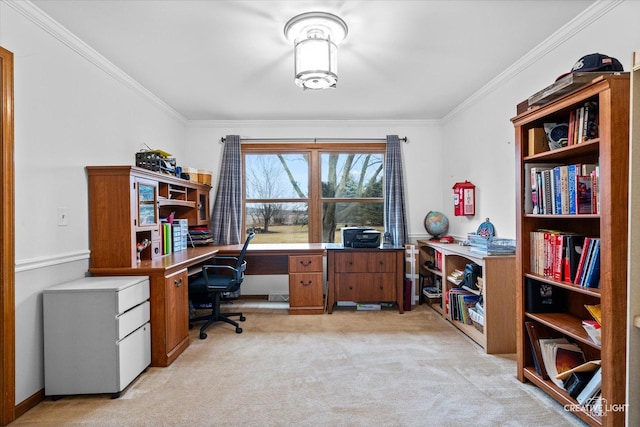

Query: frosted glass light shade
[294,37,338,89]
[284,12,347,90]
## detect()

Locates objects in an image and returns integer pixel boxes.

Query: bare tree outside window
[243,144,385,243]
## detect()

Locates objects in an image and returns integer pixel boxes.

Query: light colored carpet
[12,303,586,426]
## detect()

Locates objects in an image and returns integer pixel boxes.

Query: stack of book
[529,230,600,288]
[527,163,599,215]
[524,321,602,405]
[446,288,480,325]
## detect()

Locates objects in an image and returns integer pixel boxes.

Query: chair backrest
[235,232,255,271]
[228,232,254,286]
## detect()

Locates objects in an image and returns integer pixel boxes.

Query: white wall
[1,2,187,403]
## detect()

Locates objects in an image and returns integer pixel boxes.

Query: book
[577,175,593,214]
[563,234,586,283]
[555,359,601,382]
[583,238,601,288]
[564,370,596,398]
[539,338,585,387]
[585,304,602,324]
[525,321,550,379]
[573,237,592,285]
[567,164,578,214]
[576,366,602,405]
[579,238,598,287]
[582,320,601,345]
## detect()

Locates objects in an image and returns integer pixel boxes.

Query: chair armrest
[202,264,237,273]
[212,256,239,262]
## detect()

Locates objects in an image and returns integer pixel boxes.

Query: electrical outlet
[57,207,69,226]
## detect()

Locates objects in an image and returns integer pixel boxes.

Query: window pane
[245,153,308,199]
[321,153,384,198]
[245,202,309,243]
[322,202,384,243]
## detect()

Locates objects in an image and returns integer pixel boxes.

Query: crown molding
[5,0,187,124]
[441,0,624,123]
[186,119,440,128]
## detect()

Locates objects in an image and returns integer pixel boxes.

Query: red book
[553,234,564,281]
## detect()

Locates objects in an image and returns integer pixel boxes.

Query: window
[243,143,385,243]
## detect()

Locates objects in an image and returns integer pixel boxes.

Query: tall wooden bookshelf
[512,74,629,427]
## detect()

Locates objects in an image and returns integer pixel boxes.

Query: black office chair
[189,232,255,339]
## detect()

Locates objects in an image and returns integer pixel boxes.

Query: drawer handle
[300,280,313,287]
[300,260,312,267]
[379,260,384,265]
[348,285,353,290]
[174,277,183,287]
[379,285,384,290]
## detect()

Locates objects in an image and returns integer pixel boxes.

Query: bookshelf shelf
[524,273,601,297]
[513,74,629,426]
[526,312,599,349]
[523,367,601,426]
[417,240,515,354]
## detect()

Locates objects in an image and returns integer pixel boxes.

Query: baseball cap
[556,53,623,81]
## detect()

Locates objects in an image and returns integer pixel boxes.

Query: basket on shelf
[135,151,176,174]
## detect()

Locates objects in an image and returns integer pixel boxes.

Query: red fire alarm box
[453,181,475,216]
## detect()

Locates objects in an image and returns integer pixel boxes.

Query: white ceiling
[31,0,596,121]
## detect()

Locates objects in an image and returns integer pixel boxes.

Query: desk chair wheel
[239,315,246,322]
[199,331,207,340]
[236,327,243,333]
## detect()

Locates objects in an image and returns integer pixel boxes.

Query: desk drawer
[117,301,150,340]
[289,255,323,273]
[289,272,323,307]
[335,273,397,302]
[334,252,396,273]
[116,279,150,314]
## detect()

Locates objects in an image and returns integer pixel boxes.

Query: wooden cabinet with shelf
[87,166,212,268]
[87,166,215,367]
[417,240,515,354]
[512,74,629,426]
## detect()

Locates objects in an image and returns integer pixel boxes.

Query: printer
[340,227,381,248]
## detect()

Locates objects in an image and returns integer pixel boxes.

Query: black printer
[340,227,381,248]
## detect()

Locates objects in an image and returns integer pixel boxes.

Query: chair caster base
[199,332,207,339]
[236,327,243,333]
[240,315,246,322]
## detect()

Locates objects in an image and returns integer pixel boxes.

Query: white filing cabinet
[43,276,151,397]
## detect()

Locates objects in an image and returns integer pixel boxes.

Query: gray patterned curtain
[384,135,408,246]
[210,135,242,245]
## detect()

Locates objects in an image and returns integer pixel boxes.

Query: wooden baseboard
[15,389,44,419]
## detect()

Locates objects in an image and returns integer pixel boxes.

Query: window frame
[242,142,386,243]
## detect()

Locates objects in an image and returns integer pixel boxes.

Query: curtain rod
[219,137,407,143]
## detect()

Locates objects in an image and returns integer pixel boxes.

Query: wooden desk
[89,246,218,367]
[215,243,326,314]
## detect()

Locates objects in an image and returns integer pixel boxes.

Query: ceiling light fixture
[284,11,348,90]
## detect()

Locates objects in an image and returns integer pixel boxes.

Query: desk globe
[424,211,449,239]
